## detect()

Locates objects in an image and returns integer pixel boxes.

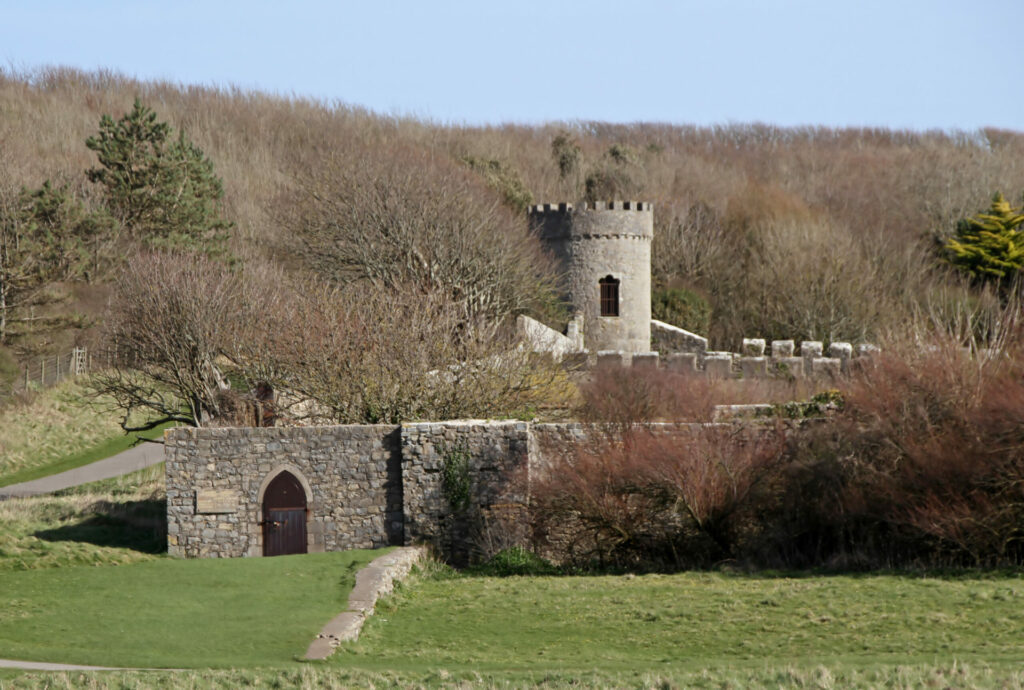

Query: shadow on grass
[34,498,167,554]
[458,547,1024,581]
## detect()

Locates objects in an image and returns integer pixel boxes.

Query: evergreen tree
[85,99,231,253]
[946,192,1024,285]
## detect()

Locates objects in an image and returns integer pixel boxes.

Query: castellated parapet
[529,201,653,353]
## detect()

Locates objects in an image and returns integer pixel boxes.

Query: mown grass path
[0,550,384,669]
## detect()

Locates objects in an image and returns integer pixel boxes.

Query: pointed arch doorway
[262,471,308,556]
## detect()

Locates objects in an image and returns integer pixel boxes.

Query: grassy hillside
[2,66,1023,353]
[0,380,123,483]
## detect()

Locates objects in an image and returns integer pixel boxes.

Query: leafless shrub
[771,337,1024,568]
[529,424,788,569]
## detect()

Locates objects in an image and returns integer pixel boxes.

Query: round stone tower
[529,201,653,353]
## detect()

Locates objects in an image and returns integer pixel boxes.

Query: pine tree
[86,99,232,253]
[946,192,1024,285]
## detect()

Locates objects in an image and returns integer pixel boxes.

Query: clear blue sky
[2,0,1021,131]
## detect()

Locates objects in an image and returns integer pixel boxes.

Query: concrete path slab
[0,441,165,499]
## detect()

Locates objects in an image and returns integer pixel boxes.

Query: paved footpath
[0,659,125,671]
[0,441,165,499]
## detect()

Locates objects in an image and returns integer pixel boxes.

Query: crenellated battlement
[529,202,573,214]
[572,338,879,380]
[531,203,653,241]
[528,200,653,215]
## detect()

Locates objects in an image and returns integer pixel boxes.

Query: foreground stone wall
[165,425,403,558]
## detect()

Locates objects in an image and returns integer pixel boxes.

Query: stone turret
[529,201,653,353]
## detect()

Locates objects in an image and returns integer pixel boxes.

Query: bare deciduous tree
[229,280,569,425]
[94,251,569,429]
[91,251,241,429]
[281,142,561,324]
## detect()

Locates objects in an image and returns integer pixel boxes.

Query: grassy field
[0,465,167,571]
[2,418,1023,688]
[0,466,384,671]
[0,550,381,669]
[326,566,1024,684]
[0,380,173,488]
[0,515,1022,688]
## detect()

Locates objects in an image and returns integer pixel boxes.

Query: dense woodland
[3,67,1024,568]
[2,67,1023,356]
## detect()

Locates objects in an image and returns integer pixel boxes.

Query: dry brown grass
[0,379,125,480]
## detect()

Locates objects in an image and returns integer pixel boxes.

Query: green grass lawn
[326,566,1024,685]
[0,466,385,673]
[1,557,1024,688]
[0,550,383,669]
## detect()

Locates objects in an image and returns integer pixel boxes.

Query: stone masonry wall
[400,421,531,565]
[165,425,402,558]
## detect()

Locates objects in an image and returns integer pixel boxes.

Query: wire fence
[12,347,94,392]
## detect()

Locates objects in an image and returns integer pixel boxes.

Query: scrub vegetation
[524,336,1024,571]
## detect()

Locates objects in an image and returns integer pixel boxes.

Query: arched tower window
[599,276,620,317]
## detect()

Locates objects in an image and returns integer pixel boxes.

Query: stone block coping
[304,546,427,660]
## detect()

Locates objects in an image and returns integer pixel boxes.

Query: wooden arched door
[262,471,308,556]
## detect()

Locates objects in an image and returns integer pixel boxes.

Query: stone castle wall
[401,421,532,564]
[591,338,879,380]
[167,421,537,561]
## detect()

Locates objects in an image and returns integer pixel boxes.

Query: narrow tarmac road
[0,441,165,499]
[0,659,125,671]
